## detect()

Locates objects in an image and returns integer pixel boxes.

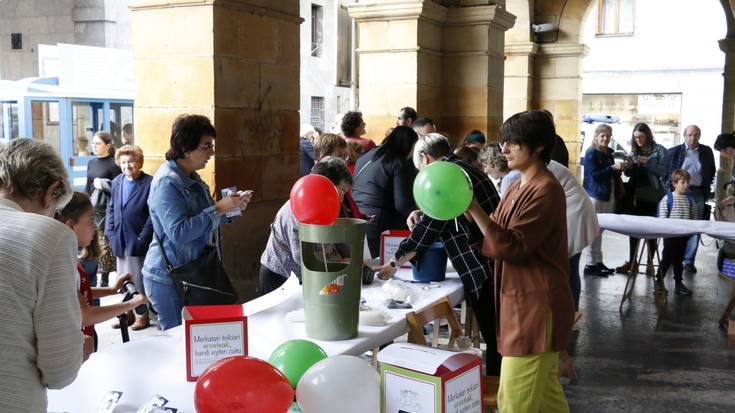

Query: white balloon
[296,355,380,413]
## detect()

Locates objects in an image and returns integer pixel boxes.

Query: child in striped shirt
[656,169,697,296]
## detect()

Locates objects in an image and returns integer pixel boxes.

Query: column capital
[445,4,516,31]
[720,37,735,53]
[538,42,589,58]
[349,0,448,24]
[129,0,301,23]
[505,42,539,56]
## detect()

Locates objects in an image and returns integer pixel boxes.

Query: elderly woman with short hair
[0,139,83,412]
[105,144,153,330]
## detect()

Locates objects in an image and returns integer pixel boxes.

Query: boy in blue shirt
[656,169,697,296]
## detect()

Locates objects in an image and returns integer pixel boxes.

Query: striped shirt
[0,198,83,412]
[394,155,501,300]
[658,192,697,220]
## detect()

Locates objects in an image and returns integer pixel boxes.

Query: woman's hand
[638,155,649,165]
[216,191,252,215]
[406,210,423,230]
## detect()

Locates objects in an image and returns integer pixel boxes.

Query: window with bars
[311,4,323,57]
[310,97,325,131]
[597,0,634,36]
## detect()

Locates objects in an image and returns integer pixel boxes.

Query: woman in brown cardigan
[467,110,574,412]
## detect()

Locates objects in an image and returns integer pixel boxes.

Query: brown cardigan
[482,168,574,357]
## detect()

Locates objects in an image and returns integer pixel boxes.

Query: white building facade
[580,0,726,152]
[299,0,355,134]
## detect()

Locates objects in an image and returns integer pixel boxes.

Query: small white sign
[444,366,482,413]
[384,371,437,413]
[189,322,245,376]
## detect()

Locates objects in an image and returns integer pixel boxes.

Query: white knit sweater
[0,198,83,413]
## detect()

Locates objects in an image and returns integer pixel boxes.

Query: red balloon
[194,356,294,413]
[290,174,340,225]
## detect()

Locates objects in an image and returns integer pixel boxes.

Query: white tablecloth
[597,213,735,241]
[48,269,464,413]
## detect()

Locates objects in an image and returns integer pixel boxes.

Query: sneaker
[583,265,608,277]
[598,263,615,275]
[675,282,693,296]
[683,263,697,274]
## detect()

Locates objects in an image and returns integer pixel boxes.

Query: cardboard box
[378,343,483,413]
[380,229,412,268]
[183,305,248,382]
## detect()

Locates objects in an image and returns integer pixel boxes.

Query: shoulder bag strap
[153,231,176,273]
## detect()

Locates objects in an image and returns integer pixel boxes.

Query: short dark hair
[715,133,735,151]
[400,107,417,122]
[311,156,353,187]
[341,111,363,137]
[463,130,486,145]
[500,110,556,164]
[413,117,434,129]
[165,114,216,161]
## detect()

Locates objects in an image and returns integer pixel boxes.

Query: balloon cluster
[194,339,379,413]
[290,175,341,225]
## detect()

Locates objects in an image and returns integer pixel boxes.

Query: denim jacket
[142,160,222,286]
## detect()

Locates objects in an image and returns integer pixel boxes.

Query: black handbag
[154,232,238,306]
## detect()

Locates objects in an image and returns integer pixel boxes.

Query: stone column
[503,0,535,121]
[130,0,301,300]
[717,37,735,203]
[442,4,515,141]
[534,42,588,168]
[349,0,514,145]
[503,43,537,121]
[348,0,448,142]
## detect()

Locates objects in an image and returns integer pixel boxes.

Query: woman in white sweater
[0,139,84,412]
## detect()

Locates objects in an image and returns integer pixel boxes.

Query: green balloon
[268,339,327,388]
[413,161,473,220]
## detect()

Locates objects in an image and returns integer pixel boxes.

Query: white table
[48,269,464,413]
[597,213,735,310]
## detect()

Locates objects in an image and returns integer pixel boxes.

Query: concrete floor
[566,232,735,412]
[95,232,735,412]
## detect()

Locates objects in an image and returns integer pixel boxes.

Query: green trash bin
[300,218,366,341]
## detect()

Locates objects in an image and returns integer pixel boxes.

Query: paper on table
[377,343,456,374]
[242,274,299,316]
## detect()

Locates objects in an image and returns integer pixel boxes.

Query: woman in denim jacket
[615,122,668,276]
[142,115,252,330]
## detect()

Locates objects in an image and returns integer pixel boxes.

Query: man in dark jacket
[664,125,716,273]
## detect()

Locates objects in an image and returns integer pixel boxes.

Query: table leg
[620,239,642,312]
